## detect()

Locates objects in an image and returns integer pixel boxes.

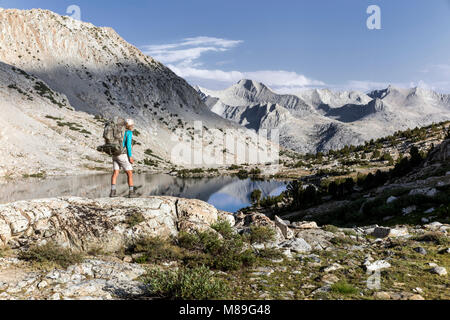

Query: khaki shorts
[113,154,133,171]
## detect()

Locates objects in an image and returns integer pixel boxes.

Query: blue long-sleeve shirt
[122,130,133,158]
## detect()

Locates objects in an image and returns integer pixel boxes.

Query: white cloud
[141,37,450,94]
[141,36,325,91]
[245,70,325,88]
[141,36,243,65]
[169,65,325,88]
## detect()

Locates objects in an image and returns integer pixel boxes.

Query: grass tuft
[142,265,229,300]
[18,242,84,269]
[330,281,358,295]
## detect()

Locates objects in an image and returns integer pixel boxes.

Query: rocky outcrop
[0,197,231,252]
[425,139,450,164]
[0,257,148,300]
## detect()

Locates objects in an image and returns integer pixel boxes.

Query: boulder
[236,212,284,242]
[176,198,218,233]
[423,221,449,232]
[218,210,235,227]
[279,237,312,253]
[413,247,427,255]
[386,196,398,204]
[274,216,294,239]
[321,263,342,273]
[0,197,222,252]
[372,227,409,238]
[425,139,450,163]
[409,188,438,197]
[373,291,391,300]
[402,206,416,215]
[295,229,335,250]
[242,213,273,228]
[292,221,318,230]
[430,266,447,276]
[321,274,339,284]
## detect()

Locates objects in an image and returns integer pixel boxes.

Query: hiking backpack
[97,118,126,156]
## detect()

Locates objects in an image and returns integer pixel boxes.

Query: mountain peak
[236,79,266,92]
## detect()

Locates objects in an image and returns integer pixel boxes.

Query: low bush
[125,212,145,227]
[19,242,84,269]
[330,281,358,295]
[248,226,275,244]
[178,223,257,271]
[413,232,449,246]
[127,237,184,263]
[142,265,229,300]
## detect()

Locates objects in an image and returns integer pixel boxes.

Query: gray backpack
[97,118,126,156]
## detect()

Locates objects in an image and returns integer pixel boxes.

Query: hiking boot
[128,189,138,198]
[110,190,117,198]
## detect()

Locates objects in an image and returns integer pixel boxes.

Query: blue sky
[2,0,450,92]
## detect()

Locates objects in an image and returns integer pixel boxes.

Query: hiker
[110,119,137,198]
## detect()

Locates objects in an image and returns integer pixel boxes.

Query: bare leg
[126,170,134,187]
[111,170,120,185]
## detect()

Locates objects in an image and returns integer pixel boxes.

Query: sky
[2,0,450,93]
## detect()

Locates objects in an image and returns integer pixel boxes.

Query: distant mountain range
[197,80,450,153]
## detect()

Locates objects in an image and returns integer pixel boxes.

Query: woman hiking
[110,119,137,198]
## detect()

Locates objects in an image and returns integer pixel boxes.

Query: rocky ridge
[198,80,450,153]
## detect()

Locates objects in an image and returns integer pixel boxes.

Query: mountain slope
[198,80,450,153]
[0,9,277,176]
[0,61,109,178]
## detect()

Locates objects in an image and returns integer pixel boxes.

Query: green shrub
[248,226,275,244]
[143,158,158,167]
[236,169,249,179]
[143,265,229,300]
[19,242,84,269]
[330,236,357,246]
[331,281,358,295]
[250,189,262,206]
[211,220,235,239]
[255,247,284,260]
[45,115,63,121]
[178,230,256,271]
[413,232,449,246]
[22,172,46,179]
[127,237,183,263]
[249,168,261,175]
[260,194,284,208]
[125,212,145,227]
[0,246,10,258]
[322,225,340,233]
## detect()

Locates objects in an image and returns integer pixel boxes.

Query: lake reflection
[0,174,287,212]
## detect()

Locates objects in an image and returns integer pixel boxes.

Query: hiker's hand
[129,157,135,164]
